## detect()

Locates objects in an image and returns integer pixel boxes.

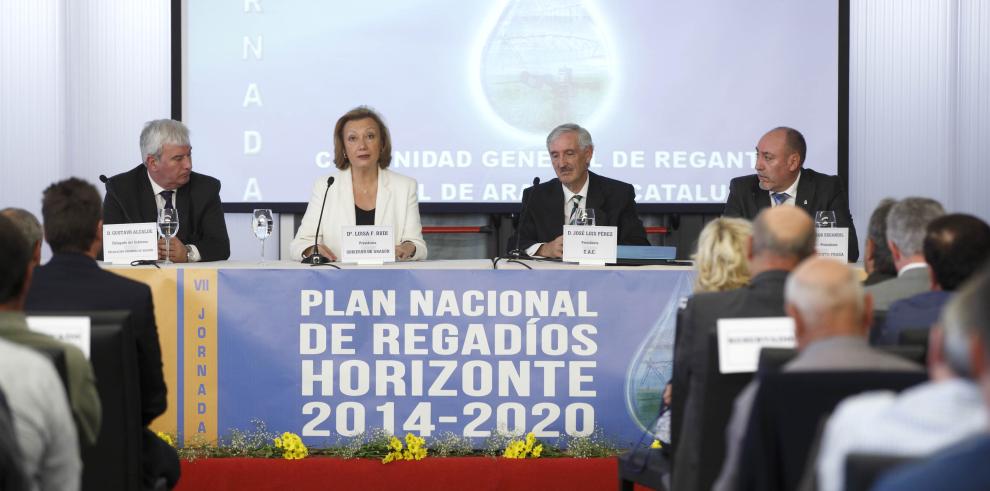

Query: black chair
[757,348,797,374]
[670,333,759,491]
[735,370,927,491]
[617,444,671,491]
[28,311,143,491]
[28,345,69,394]
[844,453,919,491]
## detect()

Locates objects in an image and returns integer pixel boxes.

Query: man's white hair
[140,119,190,162]
[546,123,593,151]
[785,261,865,324]
[886,197,944,256]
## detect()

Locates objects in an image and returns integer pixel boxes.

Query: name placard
[716,317,796,374]
[341,226,395,265]
[26,316,92,359]
[816,227,850,263]
[102,222,158,265]
[562,225,618,266]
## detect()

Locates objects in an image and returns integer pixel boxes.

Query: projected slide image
[183,0,838,205]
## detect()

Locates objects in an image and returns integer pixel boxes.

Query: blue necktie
[160,190,174,210]
[772,192,790,206]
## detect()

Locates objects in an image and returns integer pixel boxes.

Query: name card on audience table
[717,317,796,374]
[340,226,395,265]
[816,227,850,263]
[26,316,91,359]
[102,222,158,265]
[562,225,618,266]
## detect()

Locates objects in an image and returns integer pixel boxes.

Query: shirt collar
[562,174,590,204]
[147,170,168,196]
[770,169,802,204]
[899,262,929,276]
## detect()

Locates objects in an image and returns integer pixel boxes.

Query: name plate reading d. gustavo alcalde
[562,225,618,266]
[341,226,395,265]
[102,222,158,264]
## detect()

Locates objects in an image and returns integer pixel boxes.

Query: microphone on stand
[100,174,134,223]
[302,176,335,264]
[508,177,541,258]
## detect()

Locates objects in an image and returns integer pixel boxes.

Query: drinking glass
[815,211,837,228]
[573,208,596,226]
[157,208,179,265]
[253,209,274,262]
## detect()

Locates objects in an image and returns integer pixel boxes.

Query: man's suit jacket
[723,168,859,262]
[25,253,167,426]
[507,172,649,253]
[874,290,951,345]
[873,434,990,491]
[865,266,931,312]
[670,270,790,491]
[103,164,230,261]
[289,168,427,260]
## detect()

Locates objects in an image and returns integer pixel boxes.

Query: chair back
[671,333,758,491]
[27,310,143,491]
[735,370,926,491]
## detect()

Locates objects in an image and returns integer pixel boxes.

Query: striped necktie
[772,192,790,206]
[568,195,583,224]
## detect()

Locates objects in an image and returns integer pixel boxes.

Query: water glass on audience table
[253,208,274,262]
[815,210,837,228]
[157,208,179,265]
[573,208,596,226]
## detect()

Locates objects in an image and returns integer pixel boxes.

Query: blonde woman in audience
[692,217,753,293]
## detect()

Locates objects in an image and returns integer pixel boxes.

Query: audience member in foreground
[290,106,427,261]
[691,217,753,293]
[24,177,179,489]
[872,266,990,491]
[505,123,648,258]
[875,214,990,344]
[723,126,859,261]
[865,197,944,311]
[670,206,815,491]
[0,208,42,266]
[816,285,988,491]
[103,118,230,262]
[862,198,898,286]
[0,215,82,489]
[0,214,101,446]
[712,257,922,491]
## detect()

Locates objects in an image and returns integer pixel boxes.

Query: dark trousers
[142,429,180,490]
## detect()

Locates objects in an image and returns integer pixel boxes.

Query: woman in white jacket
[290,106,427,261]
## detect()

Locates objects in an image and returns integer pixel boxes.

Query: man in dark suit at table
[25,178,179,489]
[723,126,859,262]
[506,123,649,258]
[103,118,229,262]
[670,205,816,491]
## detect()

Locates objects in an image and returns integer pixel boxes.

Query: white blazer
[290,168,427,261]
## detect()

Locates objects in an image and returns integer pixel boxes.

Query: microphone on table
[508,177,541,258]
[302,176,335,264]
[100,174,134,223]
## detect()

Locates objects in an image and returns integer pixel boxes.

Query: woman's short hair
[692,217,753,293]
[333,106,392,170]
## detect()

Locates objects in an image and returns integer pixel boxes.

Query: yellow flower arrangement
[273,432,308,460]
[382,433,428,463]
[502,432,543,459]
[650,439,663,449]
[156,431,175,447]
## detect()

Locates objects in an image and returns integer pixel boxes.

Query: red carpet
[175,457,656,490]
